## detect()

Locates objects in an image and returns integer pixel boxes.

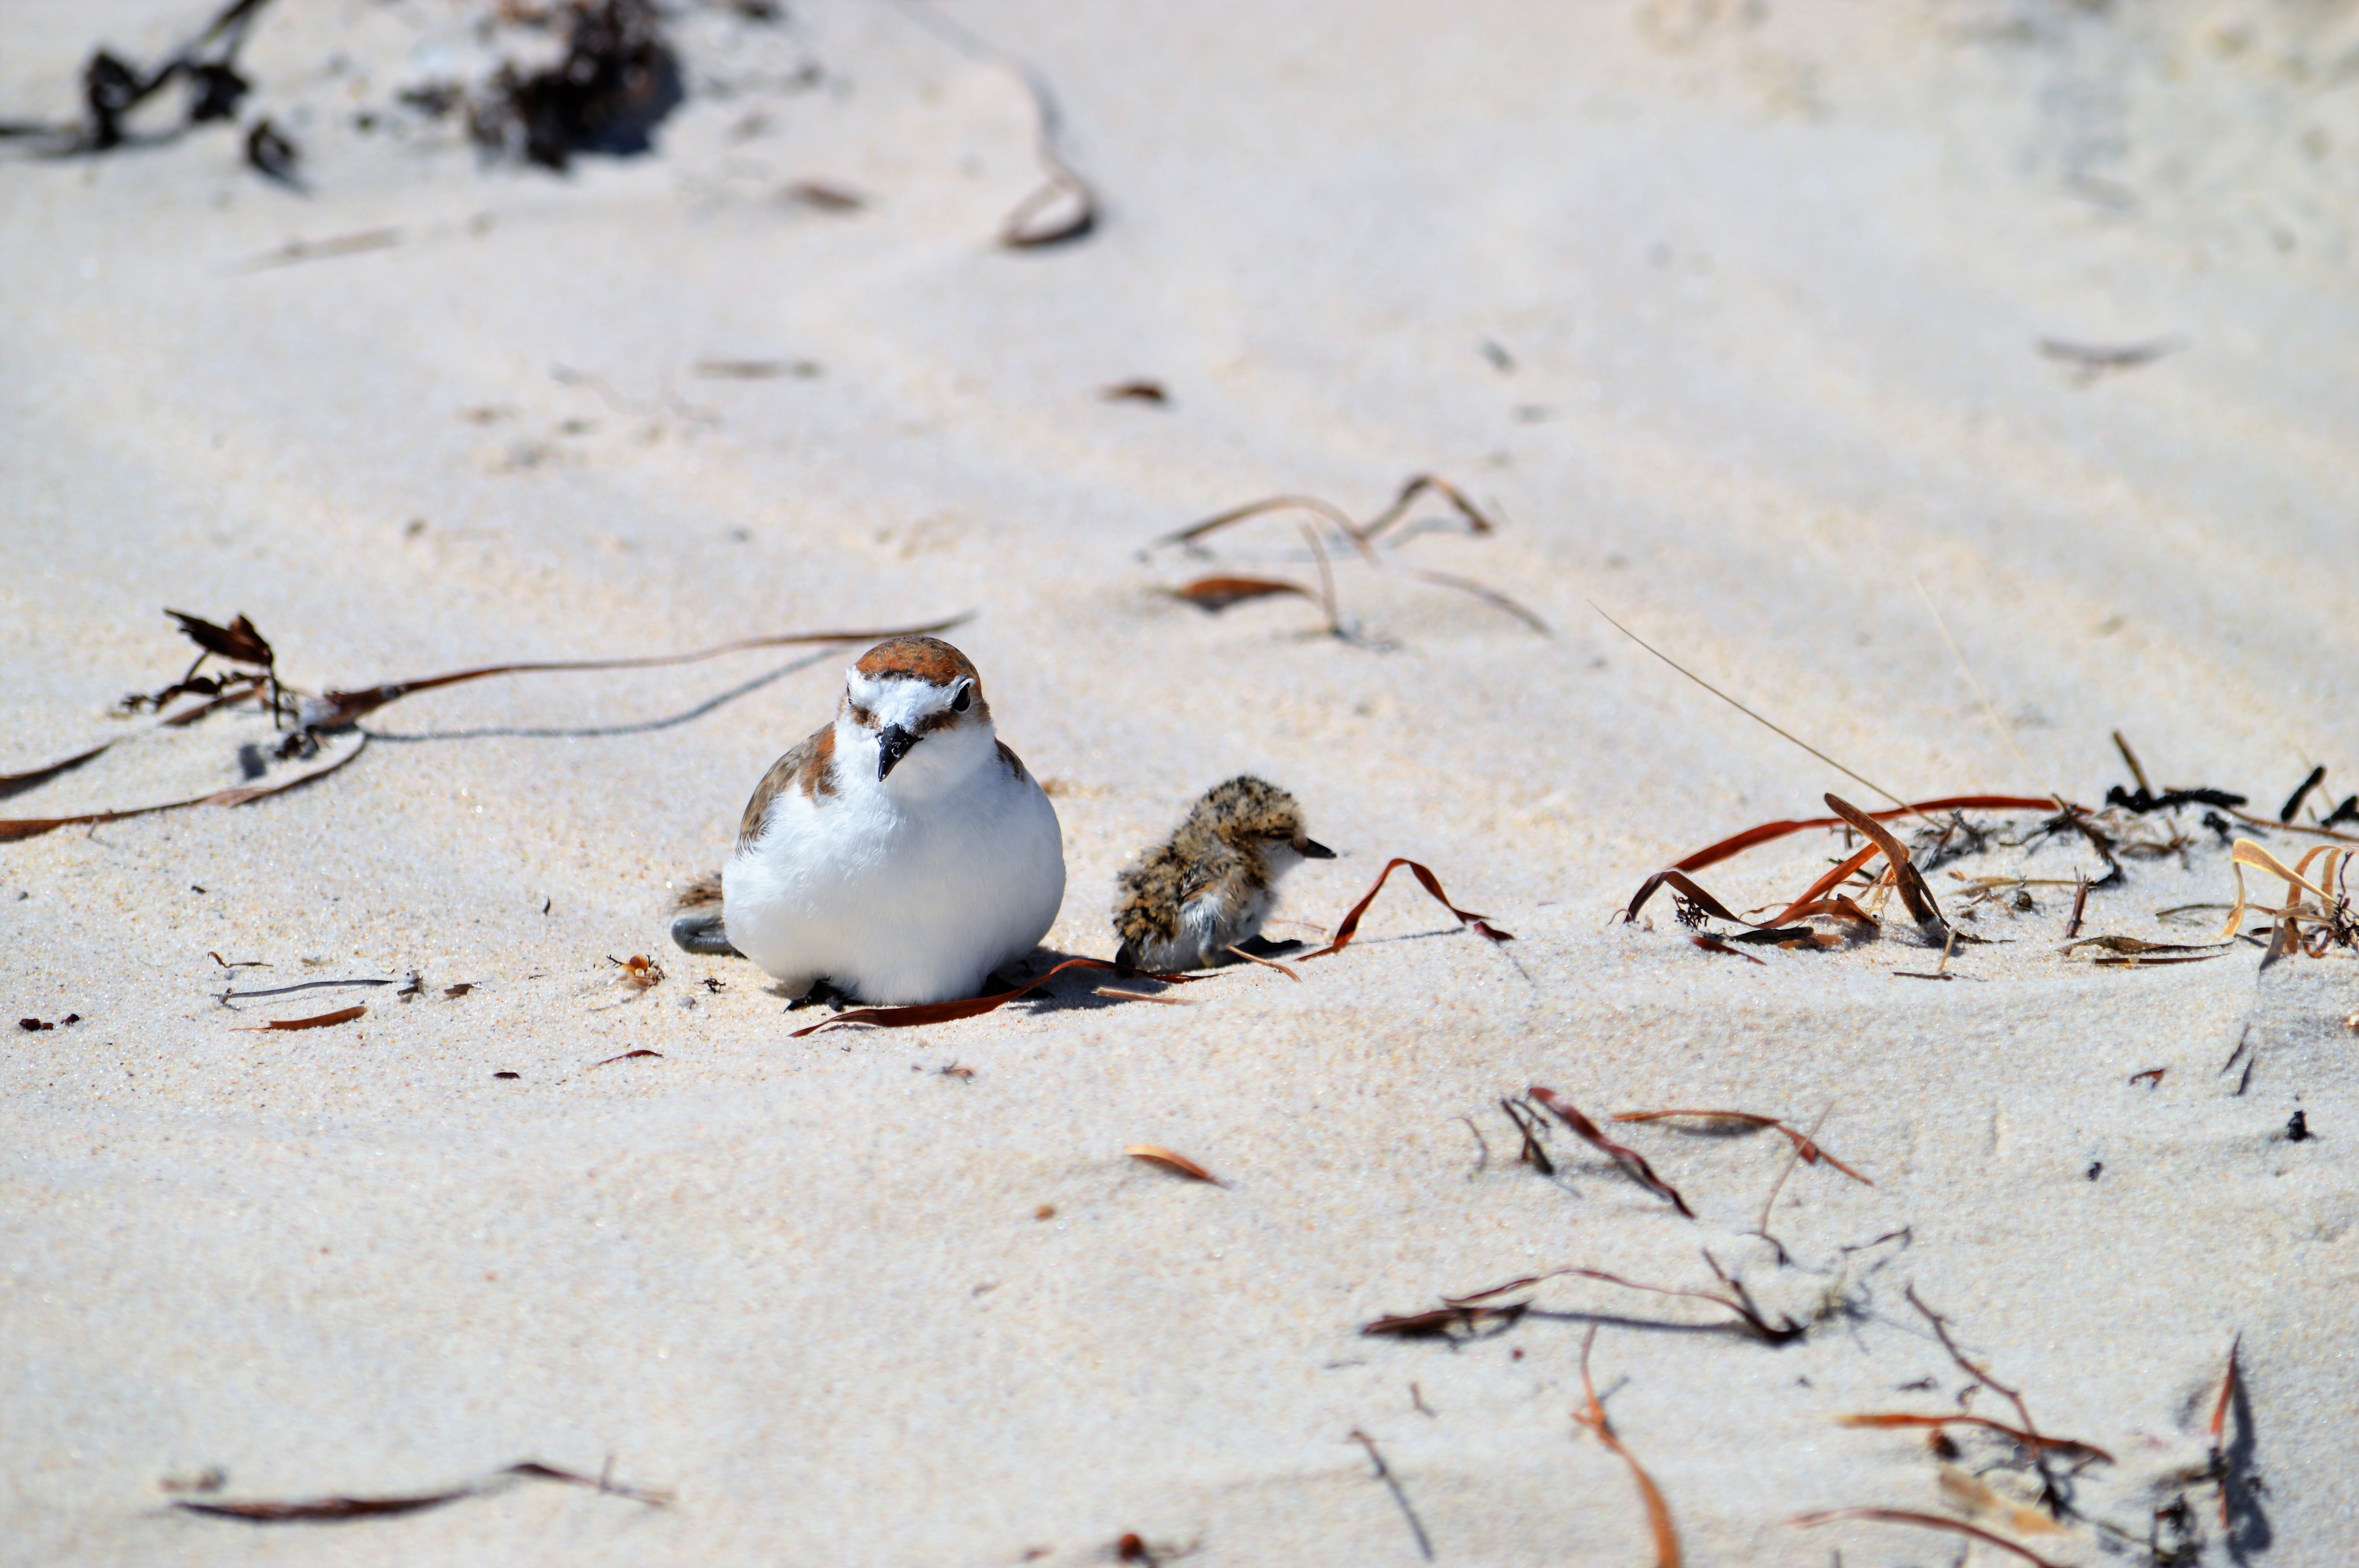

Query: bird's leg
[669,908,742,958]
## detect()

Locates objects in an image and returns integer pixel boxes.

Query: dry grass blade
[590,1049,663,1067]
[305,617,971,728]
[1167,577,1312,613]
[1667,795,2059,875]
[1126,1144,1222,1185]
[0,733,369,844]
[1355,474,1498,544]
[1402,569,1550,634]
[1223,944,1301,980]
[1346,1430,1435,1563]
[1788,1508,2065,1568]
[1571,1327,1680,1568]
[791,957,1192,1036]
[1525,1087,1693,1217]
[1611,1110,1872,1185]
[1823,794,1948,942]
[1150,492,1369,557]
[1444,1262,1799,1343]
[1906,1285,2070,1515]
[176,1458,670,1524]
[0,742,114,802]
[1302,857,1512,959]
[2210,1332,2241,1445]
[237,1004,366,1033]
[1834,1413,2112,1465]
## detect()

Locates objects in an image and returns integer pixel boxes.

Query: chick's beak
[1296,837,1336,859]
[877,723,919,780]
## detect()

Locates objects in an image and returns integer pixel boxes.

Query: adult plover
[676,636,1066,1005]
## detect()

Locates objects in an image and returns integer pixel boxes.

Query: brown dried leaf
[1833,1413,2112,1465]
[1612,1110,1872,1185]
[591,1049,663,1067]
[1168,577,1312,613]
[1126,1144,1221,1184]
[1788,1508,2066,1568]
[0,742,114,802]
[1527,1087,1693,1217]
[1688,933,1763,965]
[240,1004,366,1032]
[1572,1328,1680,1568]
[1301,858,1512,959]
[167,609,275,667]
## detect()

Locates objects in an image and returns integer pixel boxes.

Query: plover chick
[695,635,1066,1005]
[1113,776,1334,971]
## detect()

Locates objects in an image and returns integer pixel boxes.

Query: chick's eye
[951,684,971,713]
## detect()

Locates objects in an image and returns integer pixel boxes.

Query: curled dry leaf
[1125,1144,1222,1185]
[167,609,276,668]
[1301,858,1512,959]
[1833,1413,2112,1465]
[1526,1087,1693,1217]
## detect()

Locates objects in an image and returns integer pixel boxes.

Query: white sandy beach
[4,2,2357,1563]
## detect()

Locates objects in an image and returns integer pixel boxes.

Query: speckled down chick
[1113,777,1334,971]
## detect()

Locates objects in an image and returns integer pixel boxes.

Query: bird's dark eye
[951,684,971,713]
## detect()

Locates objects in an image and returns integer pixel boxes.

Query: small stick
[2065,875,2090,940]
[1457,1114,1490,1180]
[1906,1287,2067,1515]
[1789,1508,2064,1568]
[1347,1430,1435,1562]
[1296,520,1342,637]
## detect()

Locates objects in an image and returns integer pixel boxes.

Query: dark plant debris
[1102,380,1169,405]
[10,0,279,160]
[176,1459,669,1523]
[17,1014,82,1032]
[590,1048,662,1067]
[469,0,683,171]
[1301,858,1513,959]
[1347,1429,1435,1562]
[1611,1109,1872,1185]
[1526,1087,1694,1217]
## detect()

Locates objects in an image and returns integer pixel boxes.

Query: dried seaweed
[1666,795,2060,877]
[1687,933,1763,964]
[789,957,1193,1036]
[1168,577,1313,613]
[0,743,114,802]
[591,1048,662,1067]
[1823,795,1948,944]
[178,1459,669,1523]
[891,0,1095,247]
[237,1005,366,1032]
[0,734,369,844]
[7,0,278,157]
[2278,766,2327,824]
[1834,1413,2113,1466]
[1906,1286,2074,1515]
[1610,1110,1871,1185]
[1361,1301,1529,1341]
[1300,858,1512,960]
[469,1,683,171]
[1571,1328,1680,1568]
[1527,1087,1693,1216]
[1127,1145,1221,1184]
[1789,1508,2065,1568]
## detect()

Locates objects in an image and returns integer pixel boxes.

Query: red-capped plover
[675,636,1066,1005]
[1112,776,1333,971]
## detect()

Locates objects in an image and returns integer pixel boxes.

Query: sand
[4,1,2356,1563]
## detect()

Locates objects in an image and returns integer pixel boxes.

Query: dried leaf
[176,1458,669,1524]
[1360,1301,1528,1339]
[591,1049,663,1067]
[1571,1328,1680,1568]
[1301,858,1512,959]
[792,957,1194,1036]
[302,618,971,729]
[1667,795,2060,876]
[1833,1413,2112,1465]
[1611,1110,1872,1185]
[1687,933,1763,964]
[0,742,114,802]
[1126,1144,1221,1184]
[1527,1087,1694,1217]
[167,609,275,667]
[1788,1508,2066,1568]
[2210,1332,2241,1445]
[1823,794,1948,941]
[1101,380,1168,404]
[0,732,369,843]
[240,1004,365,1032]
[1168,577,1312,613]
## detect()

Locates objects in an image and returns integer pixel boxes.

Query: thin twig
[1347,1430,1434,1562]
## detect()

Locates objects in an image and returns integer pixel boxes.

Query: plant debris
[1102,380,1169,405]
[469,0,683,171]
[789,957,1195,1036]
[607,953,663,989]
[237,1005,366,1032]
[1610,1110,1871,1184]
[1361,1300,1529,1341]
[6,0,279,158]
[1833,1413,2113,1467]
[1571,1328,1680,1568]
[1125,1145,1221,1185]
[1346,1430,1434,1561]
[176,1459,669,1523]
[590,1048,662,1067]
[1906,1286,2075,1515]
[17,1014,82,1031]
[1301,858,1512,959]
[1790,1507,2065,1568]
[1419,1257,1802,1345]
[1526,1087,1693,1216]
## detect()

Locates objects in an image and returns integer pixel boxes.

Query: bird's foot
[786,977,855,1012]
[669,909,743,958]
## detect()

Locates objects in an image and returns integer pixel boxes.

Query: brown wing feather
[736,723,836,850]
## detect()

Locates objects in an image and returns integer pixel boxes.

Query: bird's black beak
[877,723,919,780]
[1297,837,1336,859]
